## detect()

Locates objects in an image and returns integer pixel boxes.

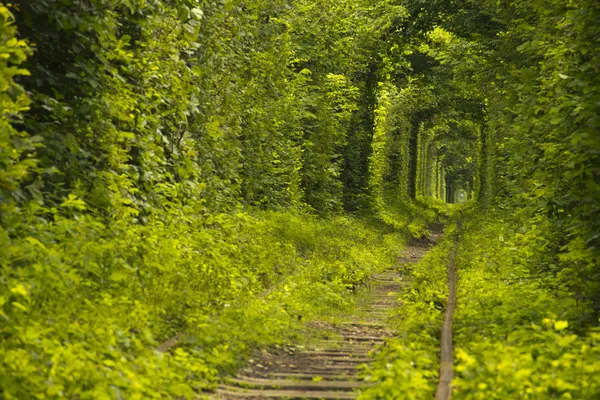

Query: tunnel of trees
[1,0,599,398]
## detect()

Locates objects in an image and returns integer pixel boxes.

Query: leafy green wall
[1,0,599,397]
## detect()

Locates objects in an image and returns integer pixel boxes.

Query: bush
[1,206,406,398]
[452,212,600,399]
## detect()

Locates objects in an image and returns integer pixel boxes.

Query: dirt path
[212,229,441,400]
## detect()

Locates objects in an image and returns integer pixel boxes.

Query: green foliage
[298,72,359,214]
[494,0,600,309]
[421,0,600,310]
[1,0,600,397]
[0,5,37,219]
[455,320,600,399]
[0,3,417,397]
[1,203,405,398]
[452,212,600,399]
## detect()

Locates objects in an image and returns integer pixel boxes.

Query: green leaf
[177,6,190,21]
[554,320,568,331]
[190,8,204,20]
[110,271,129,282]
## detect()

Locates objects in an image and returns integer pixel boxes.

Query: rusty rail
[435,217,461,400]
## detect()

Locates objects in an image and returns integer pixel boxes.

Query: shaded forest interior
[1,0,599,398]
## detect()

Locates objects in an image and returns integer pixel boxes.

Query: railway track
[211,231,440,400]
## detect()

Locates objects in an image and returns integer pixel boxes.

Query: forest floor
[210,227,443,399]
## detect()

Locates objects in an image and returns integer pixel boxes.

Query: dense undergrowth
[453,210,600,399]
[2,208,412,398]
[362,205,600,399]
